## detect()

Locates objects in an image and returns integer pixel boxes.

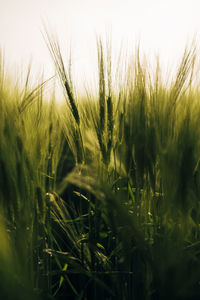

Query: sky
[0,0,200,95]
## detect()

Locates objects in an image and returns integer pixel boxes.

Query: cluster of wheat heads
[1,38,200,299]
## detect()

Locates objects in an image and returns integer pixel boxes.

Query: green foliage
[1,40,200,299]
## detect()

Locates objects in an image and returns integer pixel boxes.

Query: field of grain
[1,38,200,299]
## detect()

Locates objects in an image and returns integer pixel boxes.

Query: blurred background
[0,0,199,96]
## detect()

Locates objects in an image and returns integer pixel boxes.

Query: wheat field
[0,37,200,299]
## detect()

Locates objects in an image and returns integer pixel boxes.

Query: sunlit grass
[1,38,200,299]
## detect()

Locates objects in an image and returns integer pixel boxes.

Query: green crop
[0,38,200,299]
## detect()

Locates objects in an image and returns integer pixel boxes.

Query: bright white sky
[0,0,200,95]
